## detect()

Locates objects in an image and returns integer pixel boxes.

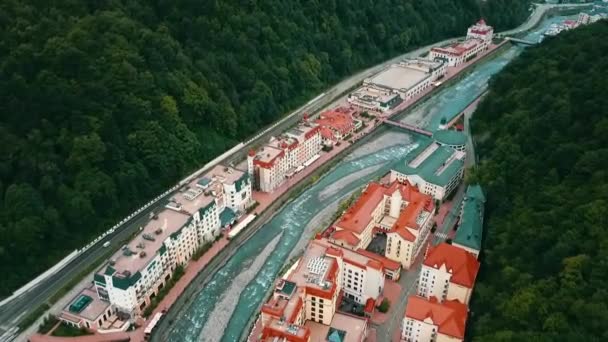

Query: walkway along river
[162,13,578,342]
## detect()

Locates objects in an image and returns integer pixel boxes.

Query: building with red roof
[466,19,494,44]
[327,180,434,269]
[314,107,357,143]
[430,19,493,67]
[383,181,435,269]
[402,296,468,342]
[256,239,384,341]
[418,243,480,305]
[330,182,386,250]
[248,121,321,192]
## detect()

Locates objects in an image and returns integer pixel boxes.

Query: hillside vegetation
[469,21,608,341]
[0,0,531,296]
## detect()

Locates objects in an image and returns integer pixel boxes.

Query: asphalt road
[0,3,583,341]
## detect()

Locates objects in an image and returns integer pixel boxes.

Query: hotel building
[327,180,434,270]
[430,19,493,67]
[258,239,382,342]
[60,166,251,326]
[390,139,465,201]
[417,243,480,305]
[383,182,435,269]
[363,58,447,102]
[402,296,468,342]
[453,185,485,258]
[248,122,322,192]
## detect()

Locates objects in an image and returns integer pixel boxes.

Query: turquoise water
[167,13,576,342]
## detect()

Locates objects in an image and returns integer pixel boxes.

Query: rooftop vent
[136,242,145,249]
[155,228,163,235]
[139,251,146,258]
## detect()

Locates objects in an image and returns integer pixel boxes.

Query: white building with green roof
[454,185,485,258]
[432,129,467,152]
[390,139,465,201]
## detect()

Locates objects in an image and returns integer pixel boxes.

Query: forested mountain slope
[469,21,608,341]
[0,0,531,296]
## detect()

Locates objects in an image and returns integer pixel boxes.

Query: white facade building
[430,19,493,67]
[403,296,468,342]
[417,243,480,305]
[390,140,465,201]
[248,122,322,192]
[363,58,447,102]
[93,174,230,316]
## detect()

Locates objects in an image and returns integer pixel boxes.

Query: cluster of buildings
[430,19,494,66]
[544,10,607,37]
[348,58,448,113]
[259,239,388,342]
[248,108,366,193]
[402,185,486,342]
[58,165,253,331]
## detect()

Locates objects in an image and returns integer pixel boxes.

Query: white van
[103,241,111,248]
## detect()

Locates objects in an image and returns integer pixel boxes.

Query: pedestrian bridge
[381,119,432,137]
[506,37,538,46]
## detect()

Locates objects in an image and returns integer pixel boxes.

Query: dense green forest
[0,0,532,296]
[469,21,608,341]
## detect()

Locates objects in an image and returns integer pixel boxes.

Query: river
[166,12,577,342]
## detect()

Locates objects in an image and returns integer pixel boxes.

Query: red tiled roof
[385,180,434,241]
[355,249,402,271]
[320,127,336,140]
[331,230,361,246]
[423,243,480,288]
[405,296,468,339]
[315,108,355,136]
[336,182,385,234]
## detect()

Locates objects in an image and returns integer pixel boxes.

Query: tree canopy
[469,21,608,341]
[0,0,532,296]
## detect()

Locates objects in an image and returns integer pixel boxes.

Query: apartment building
[258,239,383,341]
[453,185,485,258]
[197,165,253,221]
[417,243,480,305]
[402,296,468,342]
[329,182,387,250]
[248,122,322,192]
[65,167,252,321]
[390,139,465,201]
[363,58,447,102]
[383,181,435,269]
[430,20,493,67]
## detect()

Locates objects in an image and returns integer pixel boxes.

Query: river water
[167,13,576,342]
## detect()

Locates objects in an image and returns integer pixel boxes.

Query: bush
[51,323,92,337]
[378,298,390,313]
[38,315,59,334]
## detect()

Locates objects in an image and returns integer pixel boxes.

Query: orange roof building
[326,180,435,269]
[330,182,386,250]
[383,181,435,270]
[418,243,480,305]
[314,107,356,140]
[257,239,384,341]
[403,296,468,342]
